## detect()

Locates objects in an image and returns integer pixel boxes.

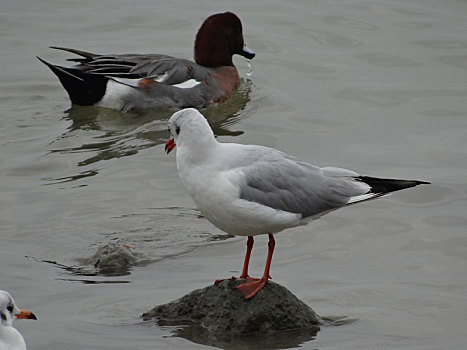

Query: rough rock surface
[143,279,321,348]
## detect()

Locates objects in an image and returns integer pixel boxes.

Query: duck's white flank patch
[95,79,134,110]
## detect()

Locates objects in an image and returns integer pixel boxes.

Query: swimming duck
[38,12,255,112]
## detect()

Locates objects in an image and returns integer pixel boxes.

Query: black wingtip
[416,180,431,185]
[358,176,430,195]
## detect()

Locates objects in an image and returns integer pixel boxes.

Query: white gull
[165,108,429,299]
[0,290,36,350]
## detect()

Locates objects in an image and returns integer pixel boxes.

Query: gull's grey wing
[235,146,369,218]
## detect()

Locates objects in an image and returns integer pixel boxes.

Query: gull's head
[0,290,37,327]
[165,108,215,154]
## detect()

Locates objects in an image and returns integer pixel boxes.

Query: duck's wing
[49,46,208,84]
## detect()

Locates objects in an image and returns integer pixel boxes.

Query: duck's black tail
[358,176,430,196]
[37,56,108,106]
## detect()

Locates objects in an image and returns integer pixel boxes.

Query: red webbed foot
[236,277,268,299]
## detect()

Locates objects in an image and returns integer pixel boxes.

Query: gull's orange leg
[214,235,257,284]
[236,234,275,299]
[240,236,258,281]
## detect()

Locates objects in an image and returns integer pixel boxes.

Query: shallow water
[1,0,467,349]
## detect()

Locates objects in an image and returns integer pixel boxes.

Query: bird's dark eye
[7,305,13,313]
[176,126,181,135]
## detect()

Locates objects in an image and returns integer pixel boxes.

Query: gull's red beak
[15,309,37,320]
[165,138,176,154]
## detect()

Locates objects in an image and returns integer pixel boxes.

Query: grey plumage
[234,146,428,219]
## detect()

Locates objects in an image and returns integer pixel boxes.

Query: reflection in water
[47,170,99,184]
[48,79,253,182]
[162,315,356,349]
[171,325,319,350]
[28,257,132,284]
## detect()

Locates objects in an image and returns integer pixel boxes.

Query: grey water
[1,0,467,349]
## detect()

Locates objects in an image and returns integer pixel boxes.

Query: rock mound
[143,279,321,348]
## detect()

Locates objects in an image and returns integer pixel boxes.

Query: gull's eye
[176,126,181,135]
[7,305,13,313]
